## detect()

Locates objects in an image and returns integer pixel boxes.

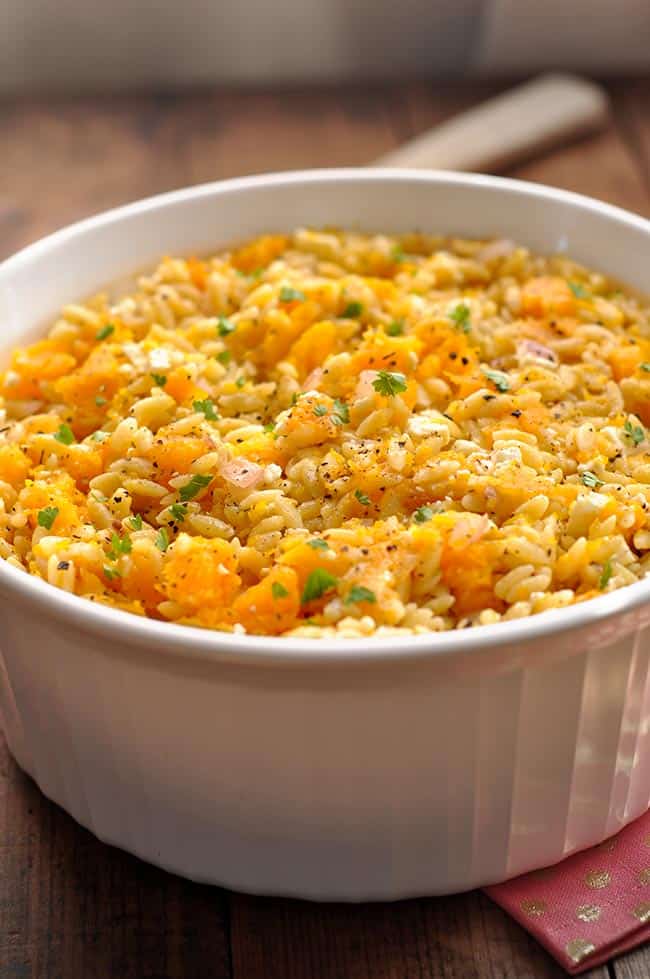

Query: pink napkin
[485,810,650,973]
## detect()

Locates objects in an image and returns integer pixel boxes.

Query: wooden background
[1,78,650,979]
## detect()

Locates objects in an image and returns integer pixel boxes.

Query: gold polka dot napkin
[485,813,650,973]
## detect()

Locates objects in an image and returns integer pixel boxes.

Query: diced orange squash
[231,234,289,273]
[163,367,208,405]
[289,320,339,377]
[0,444,31,485]
[609,344,644,381]
[231,566,300,635]
[520,277,576,318]
[162,535,241,612]
[147,435,214,478]
[187,256,208,290]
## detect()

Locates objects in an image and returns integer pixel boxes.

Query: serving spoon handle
[372,73,608,172]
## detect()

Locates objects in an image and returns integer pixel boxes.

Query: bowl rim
[2,166,650,667]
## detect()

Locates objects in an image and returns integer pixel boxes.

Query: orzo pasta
[1,230,650,637]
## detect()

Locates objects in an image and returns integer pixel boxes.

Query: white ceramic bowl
[2,170,650,901]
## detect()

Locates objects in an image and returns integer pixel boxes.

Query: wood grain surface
[1,78,650,979]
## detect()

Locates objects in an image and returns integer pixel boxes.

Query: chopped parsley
[372,370,407,397]
[107,532,132,560]
[301,568,338,604]
[599,559,613,590]
[37,506,59,530]
[279,286,306,303]
[355,489,371,506]
[413,505,434,524]
[193,398,219,420]
[449,303,471,333]
[482,367,510,393]
[332,398,349,425]
[641,363,650,373]
[151,373,167,388]
[216,349,232,365]
[155,527,170,552]
[95,323,115,341]
[128,514,143,530]
[581,471,603,489]
[386,320,404,336]
[103,566,121,581]
[342,301,363,318]
[271,581,289,600]
[235,376,246,389]
[307,539,329,551]
[217,316,236,336]
[54,423,75,445]
[169,503,188,523]
[95,395,107,406]
[391,244,405,264]
[624,418,645,446]
[263,422,276,433]
[568,281,590,299]
[344,585,376,605]
[313,404,328,417]
[179,473,212,501]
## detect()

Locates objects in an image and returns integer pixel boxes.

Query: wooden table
[1,78,650,979]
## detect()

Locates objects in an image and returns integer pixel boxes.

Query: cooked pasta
[1,229,650,637]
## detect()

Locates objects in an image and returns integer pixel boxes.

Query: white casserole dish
[1,170,650,901]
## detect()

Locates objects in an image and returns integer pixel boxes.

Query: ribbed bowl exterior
[2,592,650,899]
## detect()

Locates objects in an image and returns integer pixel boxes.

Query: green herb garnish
[313,404,328,417]
[413,505,434,524]
[581,471,604,489]
[568,281,590,299]
[103,566,121,581]
[216,349,232,365]
[355,489,371,506]
[641,363,650,373]
[624,418,645,446]
[391,245,405,264]
[151,373,167,388]
[482,367,510,393]
[450,303,471,333]
[37,506,59,530]
[193,398,219,420]
[107,532,132,560]
[128,514,143,530]
[599,559,613,590]
[217,316,236,336]
[332,398,350,425]
[344,585,376,605]
[155,527,170,552]
[96,323,115,341]
[95,395,107,406]
[271,582,289,600]
[386,320,404,336]
[372,370,407,397]
[280,286,306,303]
[307,539,329,551]
[235,376,246,389]
[342,301,363,318]
[301,568,338,604]
[169,503,188,523]
[54,423,75,445]
[179,473,212,501]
